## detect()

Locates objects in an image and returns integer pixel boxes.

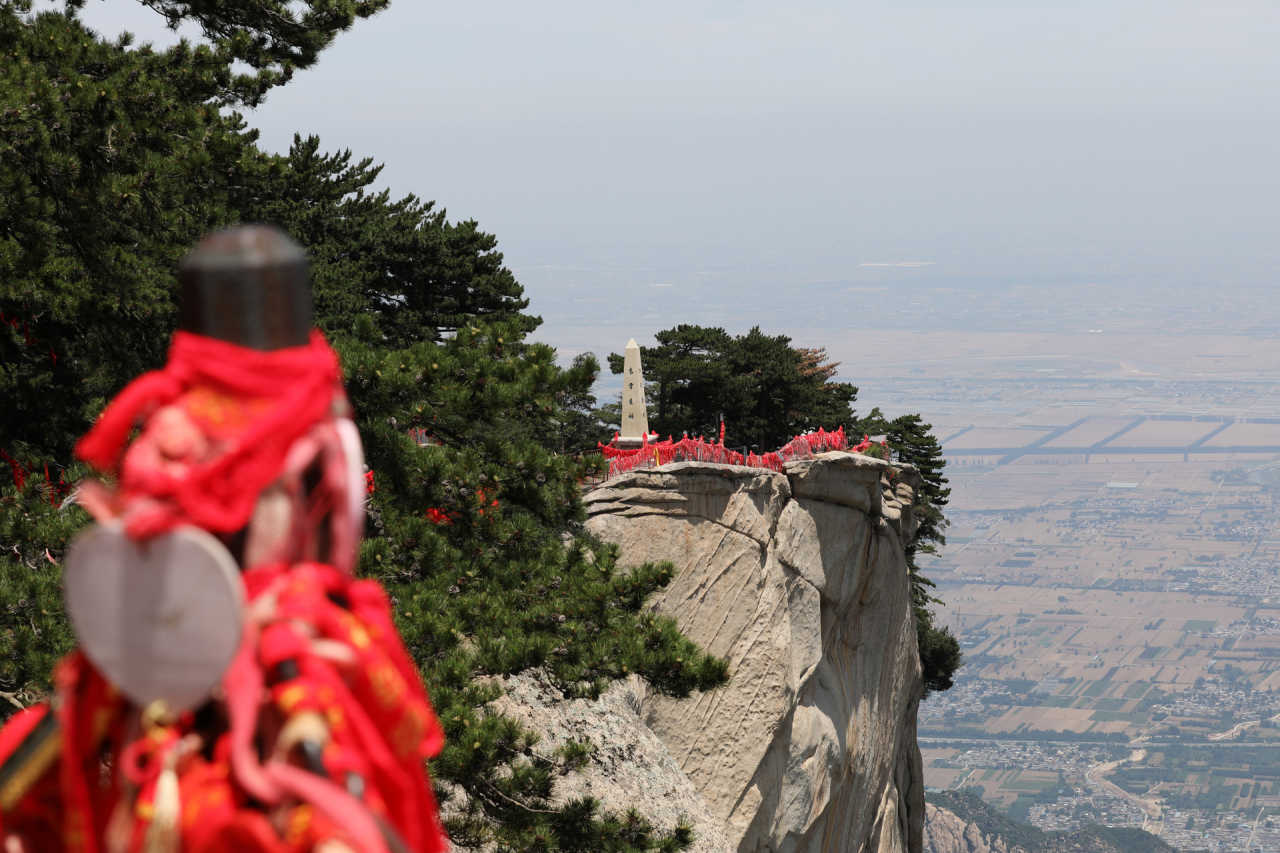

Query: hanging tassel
[143,748,180,853]
[141,732,199,853]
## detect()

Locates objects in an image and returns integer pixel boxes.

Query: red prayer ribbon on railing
[597,425,883,478]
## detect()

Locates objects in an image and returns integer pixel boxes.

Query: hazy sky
[71,1,1280,349]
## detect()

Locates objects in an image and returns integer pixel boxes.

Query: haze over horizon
[71,0,1279,359]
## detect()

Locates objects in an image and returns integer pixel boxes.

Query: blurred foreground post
[0,226,447,853]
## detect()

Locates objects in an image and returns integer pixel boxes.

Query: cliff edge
[583,451,926,853]
[921,790,1177,853]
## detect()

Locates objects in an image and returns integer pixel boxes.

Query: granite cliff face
[923,804,1021,853]
[920,790,1177,853]
[579,452,927,852]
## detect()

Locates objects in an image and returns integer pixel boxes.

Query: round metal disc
[63,523,244,713]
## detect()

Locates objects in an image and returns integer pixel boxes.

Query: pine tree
[0,7,536,465]
[237,136,537,346]
[857,409,961,695]
[0,4,260,462]
[609,325,858,450]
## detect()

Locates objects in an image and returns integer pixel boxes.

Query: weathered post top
[617,337,651,448]
[178,224,312,350]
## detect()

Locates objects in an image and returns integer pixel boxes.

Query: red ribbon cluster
[0,447,30,491]
[598,425,872,478]
[74,331,342,539]
[425,488,499,526]
[0,310,57,365]
[0,448,70,505]
[0,563,447,853]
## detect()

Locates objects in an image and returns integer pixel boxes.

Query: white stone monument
[617,338,652,448]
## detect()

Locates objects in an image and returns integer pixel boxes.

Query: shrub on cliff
[856,409,961,694]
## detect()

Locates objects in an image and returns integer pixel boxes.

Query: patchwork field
[1042,417,1139,448]
[834,335,1280,850]
[913,395,1280,849]
[1111,419,1219,447]
[1204,421,1280,447]
[945,426,1055,449]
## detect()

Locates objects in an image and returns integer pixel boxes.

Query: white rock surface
[921,804,1021,853]
[583,452,926,853]
[487,671,734,853]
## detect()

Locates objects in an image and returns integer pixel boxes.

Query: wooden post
[178,225,311,350]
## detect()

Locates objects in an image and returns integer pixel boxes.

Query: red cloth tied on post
[0,584,448,853]
[0,330,449,852]
[74,331,341,538]
[242,563,445,849]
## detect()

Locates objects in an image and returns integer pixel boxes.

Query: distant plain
[813,295,1280,851]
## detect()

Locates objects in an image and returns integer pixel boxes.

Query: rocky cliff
[923,804,1022,853]
[921,790,1177,853]
[576,452,927,852]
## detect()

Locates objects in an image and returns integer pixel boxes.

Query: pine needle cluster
[0,474,79,710]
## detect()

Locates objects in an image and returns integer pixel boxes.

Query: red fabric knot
[75,331,343,539]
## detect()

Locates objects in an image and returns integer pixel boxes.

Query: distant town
[852,364,1280,853]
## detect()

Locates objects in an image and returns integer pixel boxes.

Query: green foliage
[238,135,538,347]
[0,0,414,465]
[856,409,961,695]
[0,6,536,465]
[914,608,961,694]
[0,5,261,461]
[75,0,391,107]
[857,411,950,554]
[609,325,857,451]
[0,473,82,707]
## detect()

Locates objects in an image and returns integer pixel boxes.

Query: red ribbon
[75,331,342,538]
[598,425,869,477]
